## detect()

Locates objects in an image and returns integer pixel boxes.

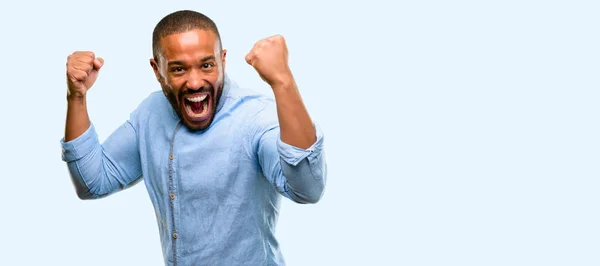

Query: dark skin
[65,29,316,149]
[150,29,227,131]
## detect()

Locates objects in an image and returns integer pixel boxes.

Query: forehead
[160,29,217,59]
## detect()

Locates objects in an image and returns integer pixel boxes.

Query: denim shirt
[60,75,327,265]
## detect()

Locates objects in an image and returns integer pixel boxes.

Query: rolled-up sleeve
[253,102,327,204]
[61,123,100,163]
[60,120,142,200]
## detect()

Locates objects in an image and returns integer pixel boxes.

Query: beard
[161,81,224,130]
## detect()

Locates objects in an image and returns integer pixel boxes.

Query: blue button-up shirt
[60,75,327,265]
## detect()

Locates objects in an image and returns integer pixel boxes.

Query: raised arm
[252,104,327,204]
[62,51,142,199]
[245,35,317,149]
[65,51,101,142]
[246,35,327,203]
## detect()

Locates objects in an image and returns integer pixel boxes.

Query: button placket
[168,122,183,265]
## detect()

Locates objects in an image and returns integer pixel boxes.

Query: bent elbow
[74,186,102,200]
[280,157,327,204]
[301,193,323,204]
[288,183,325,204]
[70,174,102,200]
[76,192,93,200]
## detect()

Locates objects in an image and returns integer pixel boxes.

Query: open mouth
[183,93,211,121]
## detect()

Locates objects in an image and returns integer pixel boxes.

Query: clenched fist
[66,51,104,98]
[245,35,293,88]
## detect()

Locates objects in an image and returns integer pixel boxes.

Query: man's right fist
[66,51,104,97]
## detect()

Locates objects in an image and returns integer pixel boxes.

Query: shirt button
[170,193,176,199]
[173,233,178,239]
[169,154,175,160]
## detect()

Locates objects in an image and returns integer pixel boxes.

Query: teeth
[186,94,207,102]
[185,100,209,118]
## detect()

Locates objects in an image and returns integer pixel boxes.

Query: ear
[221,49,227,70]
[149,58,162,83]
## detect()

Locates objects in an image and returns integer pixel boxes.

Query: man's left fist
[245,35,293,88]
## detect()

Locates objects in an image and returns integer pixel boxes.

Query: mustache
[179,85,214,97]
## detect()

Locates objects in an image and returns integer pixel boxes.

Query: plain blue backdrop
[0,0,599,265]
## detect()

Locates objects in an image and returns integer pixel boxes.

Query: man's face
[150,29,227,131]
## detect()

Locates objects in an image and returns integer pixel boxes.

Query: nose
[185,69,207,91]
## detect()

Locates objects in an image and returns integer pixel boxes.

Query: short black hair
[152,10,222,62]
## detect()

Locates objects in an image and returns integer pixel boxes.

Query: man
[60,10,327,266]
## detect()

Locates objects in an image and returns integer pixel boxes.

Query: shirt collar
[216,73,231,114]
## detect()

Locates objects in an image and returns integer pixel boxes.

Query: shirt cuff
[60,124,99,163]
[277,122,325,166]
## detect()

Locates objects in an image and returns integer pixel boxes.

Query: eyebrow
[168,55,216,66]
